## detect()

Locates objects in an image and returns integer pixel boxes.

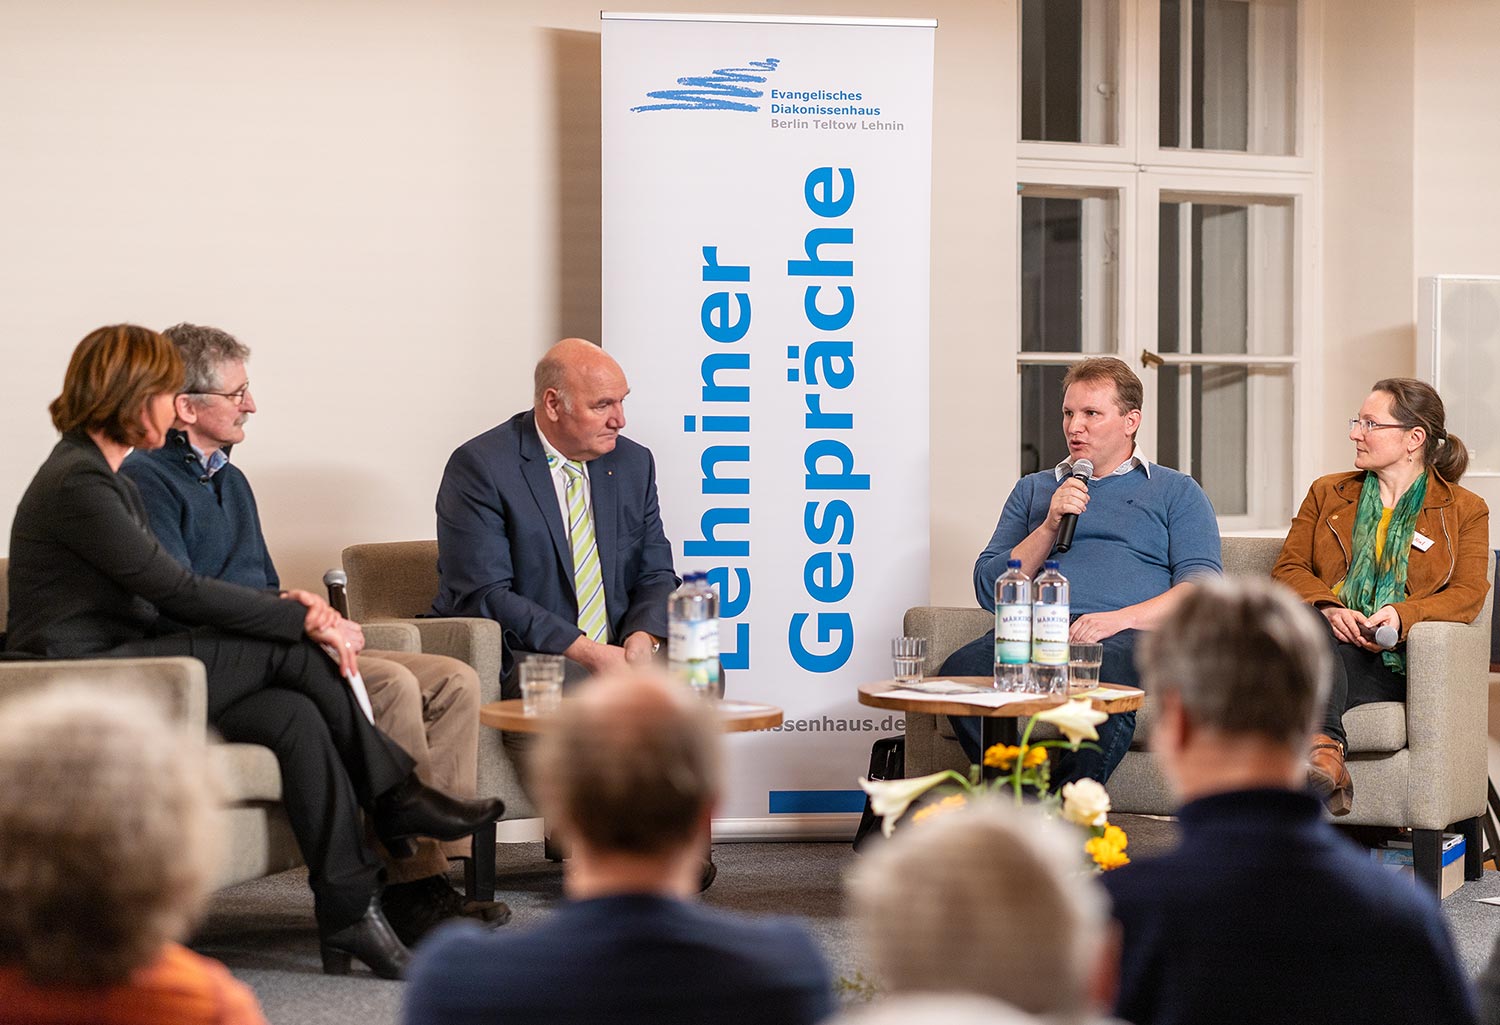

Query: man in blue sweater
[942,357,1221,783]
[404,669,835,1025]
[1105,577,1475,1025]
[121,323,506,946]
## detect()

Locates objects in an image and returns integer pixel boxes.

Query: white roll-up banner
[602,12,934,838]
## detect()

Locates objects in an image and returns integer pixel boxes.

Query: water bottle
[668,573,720,698]
[1031,560,1070,696]
[993,559,1031,691]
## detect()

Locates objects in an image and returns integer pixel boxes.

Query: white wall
[0,0,1012,604]
[1413,0,1500,525]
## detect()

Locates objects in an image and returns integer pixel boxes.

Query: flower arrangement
[859,697,1129,871]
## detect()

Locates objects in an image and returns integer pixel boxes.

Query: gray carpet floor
[191,815,1500,1025]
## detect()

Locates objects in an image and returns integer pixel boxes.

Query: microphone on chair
[323,569,350,618]
[1054,459,1094,554]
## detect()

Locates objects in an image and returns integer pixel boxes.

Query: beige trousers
[360,649,480,882]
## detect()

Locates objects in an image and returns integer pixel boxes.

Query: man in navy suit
[432,338,678,695]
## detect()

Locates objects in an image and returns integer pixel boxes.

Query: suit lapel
[518,413,573,579]
[591,452,620,612]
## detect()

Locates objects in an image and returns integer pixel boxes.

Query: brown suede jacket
[1271,470,1491,638]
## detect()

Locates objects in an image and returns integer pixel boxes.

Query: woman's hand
[1320,605,1370,647]
[307,623,360,677]
[335,617,365,656]
[1364,605,1402,649]
[284,589,340,634]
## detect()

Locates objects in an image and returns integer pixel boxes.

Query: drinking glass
[521,654,565,716]
[1068,642,1104,694]
[892,636,927,683]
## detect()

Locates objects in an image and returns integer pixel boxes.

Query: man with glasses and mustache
[121,323,509,946]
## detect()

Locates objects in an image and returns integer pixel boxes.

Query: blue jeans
[940,627,1142,787]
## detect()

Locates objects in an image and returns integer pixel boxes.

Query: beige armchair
[340,541,538,834]
[901,535,1496,891]
[0,557,304,890]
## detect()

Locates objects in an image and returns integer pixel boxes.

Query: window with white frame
[1016,0,1315,530]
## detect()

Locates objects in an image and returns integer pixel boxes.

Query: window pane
[1158,194,1293,356]
[1159,0,1298,155]
[1020,365,1073,476]
[1021,0,1120,145]
[1156,365,1291,517]
[1020,187,1119,353]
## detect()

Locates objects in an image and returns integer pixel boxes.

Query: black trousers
[111,628,415,931]
[1319,616,1407,748]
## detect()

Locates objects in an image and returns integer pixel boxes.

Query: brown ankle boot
[1308,733,1353,816]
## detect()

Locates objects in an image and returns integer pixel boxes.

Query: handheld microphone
[323,568,350,618]
[1363,623,1399,650]
[1054,458,1094,554]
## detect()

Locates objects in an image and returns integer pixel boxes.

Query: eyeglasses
[192,383,251,405]
[1348,418,1408,435]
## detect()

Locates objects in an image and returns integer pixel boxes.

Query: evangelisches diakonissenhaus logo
[631,58,781,112]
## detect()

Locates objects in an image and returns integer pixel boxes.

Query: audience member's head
[1138,575,1332,797]
[49,324,184,448]
[847,799,1113,1019]
[531,670,720,894]
[0,684,220,986]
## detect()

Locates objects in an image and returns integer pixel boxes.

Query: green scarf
[1342,470,1427,674]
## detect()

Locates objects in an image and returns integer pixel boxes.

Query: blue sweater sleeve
[973,476,1044,611]
[1165,474,1223,585]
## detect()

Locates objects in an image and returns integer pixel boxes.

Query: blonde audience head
[847,799,1112,1019]
[0,684,221,986]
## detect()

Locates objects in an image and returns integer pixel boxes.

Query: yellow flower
[1084,824,1130,871]
[1034,698,1109,747]
[1060,779,1112,828]
[911,793,968,824]
[984,744,1048,771]
[983,744,1022,769]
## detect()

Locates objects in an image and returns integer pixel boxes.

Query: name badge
[1412,531,1434,552]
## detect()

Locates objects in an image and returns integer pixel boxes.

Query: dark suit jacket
[404,893,835,1025]
[1103,788,1476,1025]
[431,411,677,674]
[5,432,305,658]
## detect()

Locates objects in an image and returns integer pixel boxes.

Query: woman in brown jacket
[1272,378,1490,814]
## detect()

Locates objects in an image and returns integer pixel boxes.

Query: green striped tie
[560,460,609,643]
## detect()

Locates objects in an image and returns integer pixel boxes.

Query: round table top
[480,698,783,734]
[857,678,1144,719]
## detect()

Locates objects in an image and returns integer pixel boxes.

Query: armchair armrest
[367,617,504,704]
[361,621,421,654]
[1403,616,1492,827]
[0,656,208,730]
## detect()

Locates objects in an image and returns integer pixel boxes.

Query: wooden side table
[857,678,1144,779]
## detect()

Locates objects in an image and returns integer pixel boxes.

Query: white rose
[1060,778,1112,828]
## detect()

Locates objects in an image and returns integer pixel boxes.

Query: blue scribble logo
[632,58,781,112]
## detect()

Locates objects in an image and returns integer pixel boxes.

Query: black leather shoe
[381,875,511,947]
[373,778,504,858]
[699,855,718,893]
[320,895,412,979]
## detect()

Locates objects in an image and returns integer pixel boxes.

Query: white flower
[1060,778,1112,828]
[1034,698,1109,747]
[859,771,967,837]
